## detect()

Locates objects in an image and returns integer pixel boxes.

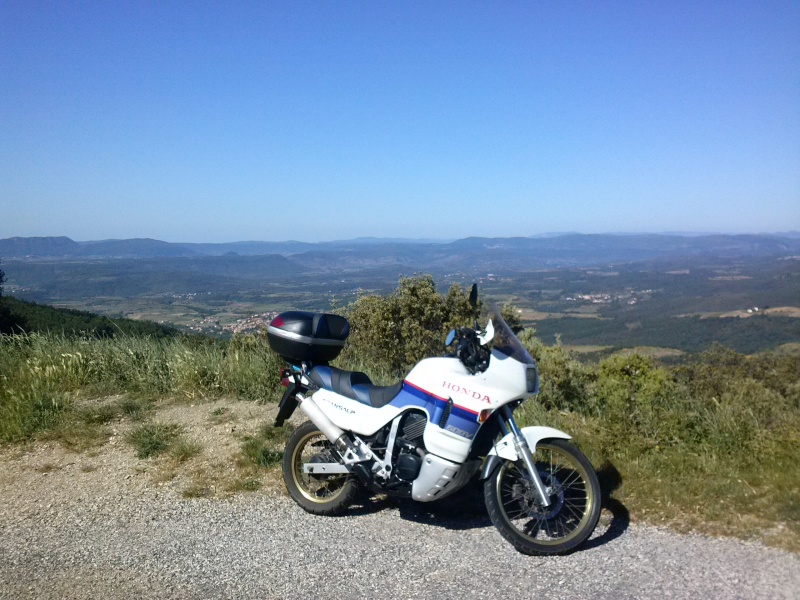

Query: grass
[125,419,203,463]
[240,422,295,469]
[118,397,149,420]
[127,422,185,459]
[0,331,284,443]
[182,484,215,499]
[169,437,203,463]
[32,398,134,451]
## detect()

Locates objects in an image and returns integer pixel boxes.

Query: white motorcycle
[268,285,601,555]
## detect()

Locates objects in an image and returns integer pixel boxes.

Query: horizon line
[2,230,800,245]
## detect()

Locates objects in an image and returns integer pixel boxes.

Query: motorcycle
[267,285,601,555]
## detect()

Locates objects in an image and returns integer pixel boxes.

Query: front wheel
[484,439,601,556]
[282,420,358,515]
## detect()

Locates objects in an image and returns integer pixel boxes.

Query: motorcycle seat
[308,366,402,408]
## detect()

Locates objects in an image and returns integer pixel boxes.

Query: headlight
[526,365,539,394]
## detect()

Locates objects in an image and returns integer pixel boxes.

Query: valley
[2,233,799,354]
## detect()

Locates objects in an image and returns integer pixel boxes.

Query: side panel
[311,383,481,463]
[311,389,401,436]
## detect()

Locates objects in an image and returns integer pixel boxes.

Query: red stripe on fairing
[403,379,447,401]
[402,380,480,416]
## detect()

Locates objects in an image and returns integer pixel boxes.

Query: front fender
[480,426,572,480]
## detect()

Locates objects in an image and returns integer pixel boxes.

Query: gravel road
[2,441,798,600]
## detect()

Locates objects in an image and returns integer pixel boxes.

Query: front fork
[499,405,552,508]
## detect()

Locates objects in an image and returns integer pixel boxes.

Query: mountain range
[3,233,800,305]
[3,233,800,269]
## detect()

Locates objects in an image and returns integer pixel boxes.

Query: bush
[520,329,594,413]
[591,354,685,445]
[341,276,474,376]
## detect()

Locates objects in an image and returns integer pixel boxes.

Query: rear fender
[480,426,572,480]
[274,383,300,427]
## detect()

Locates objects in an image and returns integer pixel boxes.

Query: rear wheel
[282,420,358,515]
[484,439,601,555]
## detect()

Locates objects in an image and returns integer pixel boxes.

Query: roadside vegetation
[516,338,800,550]
[0,332,284,443]
[1,275,798,550]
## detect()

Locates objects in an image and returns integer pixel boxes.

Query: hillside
[0,297,177,338]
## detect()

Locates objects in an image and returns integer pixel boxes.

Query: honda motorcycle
[267,285,601,555]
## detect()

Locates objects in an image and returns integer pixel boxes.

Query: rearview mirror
[469,283,478,308]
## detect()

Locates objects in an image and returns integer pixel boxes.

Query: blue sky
[1,1,798,243]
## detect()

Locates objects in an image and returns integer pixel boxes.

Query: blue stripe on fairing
[390,382,480,438]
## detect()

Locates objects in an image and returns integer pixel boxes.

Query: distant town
[565,290,654,306]
[185,312,279,336]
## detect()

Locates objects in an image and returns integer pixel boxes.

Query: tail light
[280,368,291,387]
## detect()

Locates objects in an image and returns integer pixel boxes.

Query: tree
[0,260,5,297]
[343,276,476,376]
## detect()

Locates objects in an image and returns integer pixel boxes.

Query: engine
[400,411,426,446]
[356,411,429,495]
[393,412,427,482]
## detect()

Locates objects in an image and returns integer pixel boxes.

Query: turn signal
[280,368,291,387]
[478,409,493,423]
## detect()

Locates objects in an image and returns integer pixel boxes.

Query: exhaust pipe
[296,394,359,458]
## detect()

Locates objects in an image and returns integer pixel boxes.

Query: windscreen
[490,309,536,365]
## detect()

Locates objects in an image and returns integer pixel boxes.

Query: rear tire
[282,420,358,515]
[484,439,601,555]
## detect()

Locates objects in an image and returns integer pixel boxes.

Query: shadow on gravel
[394,481,492,530]
[341,460,631,543]
[583,460,630,551]
[339,481,492,530]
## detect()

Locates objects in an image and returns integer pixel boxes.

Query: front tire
[484,439,601,555]
[282,420,358,515]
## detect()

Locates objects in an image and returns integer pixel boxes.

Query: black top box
[267,311,350,364]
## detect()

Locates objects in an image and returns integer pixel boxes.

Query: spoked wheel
[484,439,601,555]
[281,420,358,515]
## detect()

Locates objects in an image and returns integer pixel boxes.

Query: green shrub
[520,329,594,413]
